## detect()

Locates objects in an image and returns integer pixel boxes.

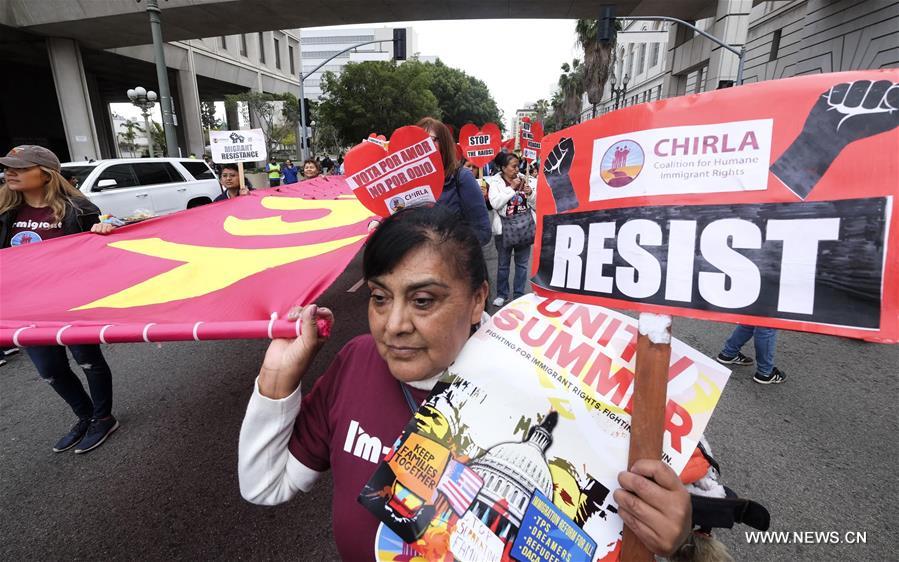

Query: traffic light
[393,28,407,61]
[303,98,312,124]
[598,4,617,44]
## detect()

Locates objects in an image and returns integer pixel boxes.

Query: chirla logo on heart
[600,140,645,187]
[343,126,444,217]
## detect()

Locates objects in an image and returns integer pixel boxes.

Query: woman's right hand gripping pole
[257,304,334,399]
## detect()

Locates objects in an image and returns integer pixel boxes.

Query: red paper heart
[458,123,501,167]
[523,121,544,162]
[344,126,444,218]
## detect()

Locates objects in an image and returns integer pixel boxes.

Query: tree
[317,60,441,146]
[148,121,166,156]
[200,101,223,136]
[422,60,504,133]
[544,60,586,133]
[533,99,551,123]
[118,119,143,157]
[224,92,296,158]
[576,18,618,119]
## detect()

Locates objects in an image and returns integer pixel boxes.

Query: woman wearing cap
[0,145,120,454]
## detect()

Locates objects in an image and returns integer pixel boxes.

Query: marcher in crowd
[716,326,786,384]
[266,158,281,187]
[214,163,253,202]
[321,155,334,176]
[0,145,119,453]
[281,159,299,184]
[238,205,691,559]
[301,159,322,180]
[486,152,537,307]
[417,117,491,246]
[335,154,344,175]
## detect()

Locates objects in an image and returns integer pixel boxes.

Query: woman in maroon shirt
[0,145,119,454]
[238,205,692,559]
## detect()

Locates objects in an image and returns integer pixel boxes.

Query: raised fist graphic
[543,137,580,212]
[771,79,899,199]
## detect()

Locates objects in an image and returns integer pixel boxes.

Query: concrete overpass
[2,1,716,49]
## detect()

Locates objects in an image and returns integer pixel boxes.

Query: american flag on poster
[436,459,483,515]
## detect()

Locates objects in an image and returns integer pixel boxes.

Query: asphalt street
[1,247,896,561]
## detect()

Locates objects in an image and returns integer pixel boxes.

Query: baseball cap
[0,145,61,172]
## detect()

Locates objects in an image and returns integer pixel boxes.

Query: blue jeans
[25,345,113,420]
[494,235,531,301]
[721,325,777,376]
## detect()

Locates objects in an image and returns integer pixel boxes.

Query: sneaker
[492,297,506,307]
[754,367,786,385]
[53,418,91,453]
[73,416,119,454]
[716,352,754,366]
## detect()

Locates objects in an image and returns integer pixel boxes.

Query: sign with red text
[459,123,502,167]
[523,121,544,163]
[362,294,731,561]
[532,70,899,342]
[344,126,444,217]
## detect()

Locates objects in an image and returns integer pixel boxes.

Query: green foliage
[423,59,504,134]
[224,91,299,157]
[317,60,440,146]
[117,119,143,156]
[199,101,223,132]
[317,59,504,147]
[575,17,616,109]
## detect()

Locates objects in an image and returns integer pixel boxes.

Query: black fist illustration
[771,79,899,199]
[543,137,579,212]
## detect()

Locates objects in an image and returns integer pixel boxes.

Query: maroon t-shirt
[288,335,429,561]
[8,205,64,246]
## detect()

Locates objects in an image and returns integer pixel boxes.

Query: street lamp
[127,86,159,157]
[609,73,630,110]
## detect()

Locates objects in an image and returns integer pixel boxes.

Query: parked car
[60,158,222,220]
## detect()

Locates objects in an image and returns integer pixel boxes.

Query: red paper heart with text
[459,123,502,167]
[344,126,444,217]
[523,121,544,162]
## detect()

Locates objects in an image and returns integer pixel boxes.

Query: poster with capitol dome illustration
[359,294,731,561]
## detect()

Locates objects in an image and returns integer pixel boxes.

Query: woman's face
[368,244,487,383]
[220,168,240,190]
[502,158,520,178]
[303,163,319,178]
[285,160,293,168]
[463,160,478,174]
[3,166,47,193]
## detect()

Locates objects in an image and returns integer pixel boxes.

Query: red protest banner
[0,177,372,346]
[531,70,899,343]
[459,123,502,167]
[344,126,444,217]
[523,121,544,163]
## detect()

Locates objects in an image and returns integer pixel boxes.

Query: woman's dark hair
[416,117,460,179]
[363,205,487,294]
[221,162,240,173]
[303,158,322,172]
[494,152,520,171]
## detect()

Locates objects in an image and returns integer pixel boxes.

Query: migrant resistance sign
[532,70,899,342]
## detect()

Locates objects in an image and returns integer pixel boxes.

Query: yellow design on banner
[72,235,364,310]
[224,196,371,236]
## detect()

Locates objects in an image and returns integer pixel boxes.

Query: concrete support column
[179,48,205,156]
[706,0,751,87]
[46,37,101,161]
[662,24,687,98]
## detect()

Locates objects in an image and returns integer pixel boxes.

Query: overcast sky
[306,19,582,132]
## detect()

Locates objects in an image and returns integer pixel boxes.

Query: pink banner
[0,176,372,346]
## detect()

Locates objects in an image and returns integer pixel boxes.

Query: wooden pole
[238,161,245,192]
[620,313,672,562]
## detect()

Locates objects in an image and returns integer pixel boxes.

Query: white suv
[61,158,223,219]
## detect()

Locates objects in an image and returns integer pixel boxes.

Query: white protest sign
[209,129,267,164]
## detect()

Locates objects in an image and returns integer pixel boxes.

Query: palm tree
[576,18,618,119]
[559,59,586,127]
[117,119,143,157]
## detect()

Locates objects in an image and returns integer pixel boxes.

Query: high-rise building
[300,26,420,99]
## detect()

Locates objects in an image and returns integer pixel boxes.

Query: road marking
[347,277,365,293]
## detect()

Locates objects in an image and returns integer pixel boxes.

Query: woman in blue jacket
[416,118,492,247]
